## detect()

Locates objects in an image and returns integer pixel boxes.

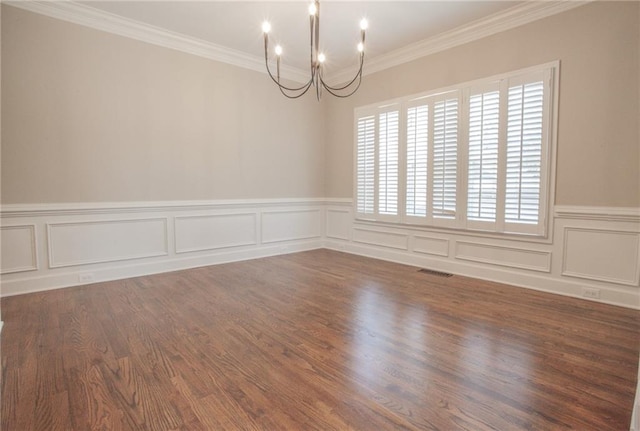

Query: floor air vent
[418,268,454,277]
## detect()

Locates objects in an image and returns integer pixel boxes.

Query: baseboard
[324,240,640,310]
[1,240,322,297]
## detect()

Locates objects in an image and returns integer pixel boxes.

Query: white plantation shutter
[406,104,428,218]
[354,63,555,237]
[378,110,400,216]
[467,86,500,225]
[356,114,376,215]
[504,70,550,234]
[432,97,458,220]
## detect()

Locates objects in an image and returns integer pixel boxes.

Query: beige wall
[324,1,640,207]
[1,5,324,204]
[2,2,639,208]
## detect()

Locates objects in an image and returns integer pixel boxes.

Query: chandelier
[261,1,367,100]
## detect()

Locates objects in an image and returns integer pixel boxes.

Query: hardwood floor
[2,249,639,430]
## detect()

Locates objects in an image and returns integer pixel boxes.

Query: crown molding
[4,0,310,83]
[327,1,591,84]
[6,1,590,86]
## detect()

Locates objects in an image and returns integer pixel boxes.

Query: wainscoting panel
[47,218,169,268]
[326,209,351,241]
[0,224,38,274]
[413,235,449,257]
[562,227,640,286]
[175,213,257,254]
[455,241,552,273]
[261,209,322,244]
[353,227,409,250]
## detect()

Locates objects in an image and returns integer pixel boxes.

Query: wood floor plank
[2,249,639,430]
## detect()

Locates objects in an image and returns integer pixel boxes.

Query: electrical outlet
[582,287,601,299]
[78,273,95,284]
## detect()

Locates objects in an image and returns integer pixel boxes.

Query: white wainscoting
[261,209,322,244]
[175,213,257,254]
[47,218,169,268]
[0,199,326,297]
[1,224,38,274]
[562,227,640,286]
[324,201,640,310]
[1,200,639,310]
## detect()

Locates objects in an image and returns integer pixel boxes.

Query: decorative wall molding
[1,200,638,311]
[0,224,38,274]
[454,241,552,273]
[6,1,591,85]
[47,218,169,268]
[555,205,640,223]
[261,209,323,244]
[326,208,351,241]
[413,235,449,257]
[174,213,257,254]
[1,199,327,297]
[561,227,640,286]
[353,227,409,250]
[4,0,309,84]
[329,1,590,83]
[0,198,328,218]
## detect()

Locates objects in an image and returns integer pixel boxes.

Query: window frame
[353,61,559,240]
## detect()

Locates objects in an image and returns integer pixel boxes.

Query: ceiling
[76,1,524,76]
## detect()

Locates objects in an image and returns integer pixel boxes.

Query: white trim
[1,239,323,298]
[2,199,638,311]
[455,241,552,273]
[412,235,449,257]
[561,227,640,287]
[352,227,409,250]
[0,198,328,218]
[5,1,589,86]
[328,1,588,83]
[555,206,640,223]
[46,217,170,268]
[4,0,309,84]
[174,212,258,254]
[0,224,39,274]
[324,239,639,310]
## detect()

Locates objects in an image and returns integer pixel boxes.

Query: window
[354,63,556,236]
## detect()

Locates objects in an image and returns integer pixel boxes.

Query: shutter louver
[406,105,429,217]
[467,90,499,222]
[432,99,458,219]
[506,81,544,224]
[378,110,399,215]
[356,115,375,214]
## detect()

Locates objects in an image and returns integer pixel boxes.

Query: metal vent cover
[417,268,454,277]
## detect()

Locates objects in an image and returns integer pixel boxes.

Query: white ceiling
[77,1,522,74]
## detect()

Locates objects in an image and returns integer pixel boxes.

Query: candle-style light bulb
[360,18,368,31]
[308,2,317,16]
[318,53,326,63]
[357,42,364,53]
[262,21,271,34]
[275,45,283,56]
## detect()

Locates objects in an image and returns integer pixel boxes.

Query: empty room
[1,1,639,430]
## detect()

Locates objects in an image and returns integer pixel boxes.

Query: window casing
[354,63,557,237]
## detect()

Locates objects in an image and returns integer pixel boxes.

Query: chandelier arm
[318,54,364,92]
[320,71,363,98]
[264,37,314,92]
[265,58,314,92]
[276,79,315,99]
